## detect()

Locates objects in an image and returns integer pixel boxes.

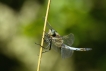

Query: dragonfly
[38,22,92,58]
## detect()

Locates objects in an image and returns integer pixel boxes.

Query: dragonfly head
[48,29,57,37]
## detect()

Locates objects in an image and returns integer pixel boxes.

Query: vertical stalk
[37,0,51,71]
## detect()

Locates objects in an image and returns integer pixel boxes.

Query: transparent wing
[51,44,61,53]
[46,21,53,29]
[62,33,74,46]
[61,44,74,58]
[43,33,51,49]
[44,33,49,44]
[46,21,58,32]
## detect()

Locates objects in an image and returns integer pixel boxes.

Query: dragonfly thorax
[47,29,63,48]
[52,37,63,48]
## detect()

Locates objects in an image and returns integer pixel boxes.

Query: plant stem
[36,0,51,71]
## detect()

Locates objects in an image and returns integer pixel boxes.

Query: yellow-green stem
[36,0,51,71]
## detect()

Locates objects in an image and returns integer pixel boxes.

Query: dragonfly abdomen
[65,45,92,51]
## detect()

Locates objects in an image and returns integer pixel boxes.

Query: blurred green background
[0,0,106,71]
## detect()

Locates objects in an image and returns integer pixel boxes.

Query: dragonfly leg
[42,50,50,53]
[35,43,48,49]
[35,42,51,53]
[49,39,52,50]
[42,42,52,53]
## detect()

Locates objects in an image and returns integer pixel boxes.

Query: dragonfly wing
[46,21,58,32]
[61,44,74,58]
[51,44,61,53]
[46,21,53,29]
[44,33,49,44]
[62,33,74,46]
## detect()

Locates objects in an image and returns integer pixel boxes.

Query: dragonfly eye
[52,32,56,37]
[50,29,56,37]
